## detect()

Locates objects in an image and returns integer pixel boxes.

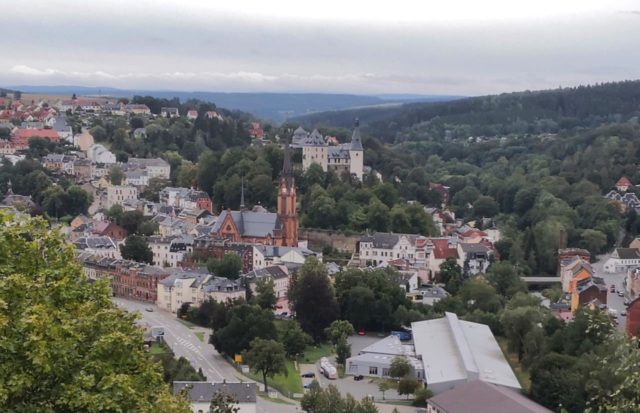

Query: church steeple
[350,118,363,151]
[278,140,298,247]
[282,142,293,176]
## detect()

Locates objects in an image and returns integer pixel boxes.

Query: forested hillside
[295,80,640,142]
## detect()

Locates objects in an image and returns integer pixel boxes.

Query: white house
[172,382,257,413]
[252,245,319,270]
[356,232,429,268]
[148,235,193,268]
[604,248,640,274]
[87,143,116,164]
[241,265,290,303]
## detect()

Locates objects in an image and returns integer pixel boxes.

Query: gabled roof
[428,380,552,413]
[616,176,633,187]
[616,248,640,260]
[431,238,459,260]
[301,129,327,146]
[412,313,520,390]
[212,210,281,238]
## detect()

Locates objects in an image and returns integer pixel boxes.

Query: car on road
[354,375,364,381]
[145,307,154,312]
[622,311,627,317]
[618,291,625,297]
[610,284,616,293]
[358,328,366,336]
[625,299,631,306]
[301,372,315,378]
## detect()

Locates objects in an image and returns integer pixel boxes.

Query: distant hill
[8,85,462,122]
[294,80,640,142]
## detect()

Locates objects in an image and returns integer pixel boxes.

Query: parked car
[624,299,631,306]
[610,285,616,293]
[354,375,364,381]
[145,307,154,312]
[618,291,625,297]
[304,383,312,389]
[301,372,315,378]
[622,311,627,317]
[358,328,366,336]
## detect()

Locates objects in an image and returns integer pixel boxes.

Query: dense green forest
[295,80,640,142]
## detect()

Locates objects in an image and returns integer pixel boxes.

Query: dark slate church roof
[212,210,282,238]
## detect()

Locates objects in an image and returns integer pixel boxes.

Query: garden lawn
[247,360,302,397]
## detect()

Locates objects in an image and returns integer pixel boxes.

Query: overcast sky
[1,0,639,95]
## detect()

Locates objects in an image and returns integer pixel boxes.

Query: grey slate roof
[242,265,289,281]
[202,276,243,293]
[127,157,169,168]
[428,380,552,413]
[74,236,117,250]
[173,381,257,404]
[350,119,363,151]
[301,129,327,147]
[327,146,350,160]
[617,248,640,260]
[212,210,281,238]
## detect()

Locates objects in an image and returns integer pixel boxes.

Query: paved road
[592,253,628,332]
[114,298,302,413]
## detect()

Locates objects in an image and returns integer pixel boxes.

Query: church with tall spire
[208,142,298,247]
[293,118,364,180]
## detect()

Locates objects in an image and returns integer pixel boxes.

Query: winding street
[113,298,301,413]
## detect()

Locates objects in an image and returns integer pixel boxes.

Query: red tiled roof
[14,128,59,140]
[460,229,488,238]
[617,176,633,187]
[432,239,458,259]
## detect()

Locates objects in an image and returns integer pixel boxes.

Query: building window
[369,366,378,375]
[382,368,390,377]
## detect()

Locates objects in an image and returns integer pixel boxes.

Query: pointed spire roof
[282,142,293,176]
[350,118,363,151]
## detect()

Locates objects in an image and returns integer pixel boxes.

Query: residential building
[201,276,245,303]
[124,104,151,115]
[427,238,459,279]
[127,157,171,179]
[249,122,264,139]
[125,169,149,187]
[172,382,257,413]
[42,154,76,175]
[92,220,128,240]
[209,144,297,246]
[106,185,138,209]
[616,176,633,192]
[241,265,290,303]
[625,267,640,297]
[148,235,193,268]
[626,296,640,337]
[12,128,59,147]
[73,236,121,259]
[604,248,640,273]
[570,277,608,312]
[407,284,449,306]
[186,110,198,120]
[77,253,168,302]
[426,380,552,413]
[160,107,179,118]
[191,239,254,273]
[457,243,492,276]
[87,143,116,164]
[73,158,92,181]
[252,245,318,269]
[355,232,428,267]
[295,119,364,180]
[160,187,213,212]
[559,255,593,293]
[157,269,211,312]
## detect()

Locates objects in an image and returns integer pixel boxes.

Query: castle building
[208,144,298,247]
[293,119,364,180]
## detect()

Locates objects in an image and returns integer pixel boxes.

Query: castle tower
[349,118,364,180]
[278,143,298,246]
